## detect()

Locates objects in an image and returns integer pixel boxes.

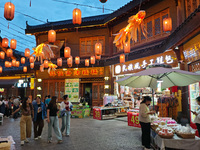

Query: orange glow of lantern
[48,30,56,43]
[4,2,15,21]
[25,48,30,57]
[163,17,172,32]
[67,56,73,66]
[12,59,16,67]
[75,56,80,65]
[0,51,5,59]
[21,57,25,64]
[64,47,71,58]
[0,66,2,73]
[57,58,62,67]
[120,54,125,63]
[9,62,12,68]
[124,42,130,53]
[85,59,89,66]
[2,38,9,48]
[95,55,101,60]
[73,8,81,25]
[10,39,17,49]
[6,49,13,57]
[29,56,34,63]
[5,61,9,68]
[15,61,20,67]
[90,56,95,65]
[23,66,27,73]
[44,60,48,68]
[40,65,44,72]
[95,43,102,56]
[30,63,34,69]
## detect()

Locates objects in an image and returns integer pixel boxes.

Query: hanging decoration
[12,59,16,67]
[15,61,20,67]
[73,8,82,25]
[48,62,57,74]
[124,42,130,53]
[0,66,2,73]
[5,61,9,68]
[0,52,5,59]
[113,10,147,49]
[99,0,107,3]
[57,58,62,67]
[10,39,17,49]
[4,2,15,21]
[90,56,95,65]
[40,64,44,72]
[44,60,49,68]
[30,0,31,7]
[25,48,30,57]
[6,49,13,57]
[67,56,73,67]
[29,56,34,63]
[21,57,25,64]
[95,43,102,56]
[23,66,27,73]
[85,59,89,66]
[48,30,56,43]
[64,47,71,58]
[120,54,125,63]
[2,38,9,48]
[75,56,80,65]
[163,17,172,32]
[8,62,12,68]
[95,55,101,60]
[30,63,34,69]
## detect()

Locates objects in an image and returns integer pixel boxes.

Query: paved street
[0,117,143,150]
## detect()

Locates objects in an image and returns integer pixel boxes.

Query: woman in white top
[139,96,155,150]
[191,96,200,136]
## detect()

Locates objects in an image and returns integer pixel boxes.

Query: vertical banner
[65,79,79,102]
[30,78,35,90]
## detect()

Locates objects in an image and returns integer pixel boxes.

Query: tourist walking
[32,96,46,140]
[60,95,73,136]
[47,96,62,143]
[12,97,33,146]
[191,96,200,136]
[13,97,20,119]
[45,95,51,107]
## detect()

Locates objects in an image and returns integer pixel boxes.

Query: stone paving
[0,117,143,150]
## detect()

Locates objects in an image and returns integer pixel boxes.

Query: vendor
[139,96,155,150]
[191,96,200,136]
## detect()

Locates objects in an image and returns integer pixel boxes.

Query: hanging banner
[65,79,79,102]
[30,78,35,90]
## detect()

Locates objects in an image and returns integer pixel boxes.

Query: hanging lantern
[95,55,101,60]
[6,49,13,57]
[9,62,12,68]
[5,61,9,68]
[0,66,2,73]
[29,56,34,63]
[67,56,73,66]
[10,39,17,49]
[85,59,89,67]
[2,38,9,48]
[0,52,5,59]
[23,66,27,73]
[75,56,80,65]
[21,57,25,64]
[120,54,125,63]
[64,47,71,58]
[30,63,34,69]
[57,58,62,67]
[48,30,56,43]
[73,8,82,25]
[25,48,30,57]
[95,43,102,56]
[124,42,130,53]
[4,2,15,21]
[90,56,95,65]
[99,0,107,3]
[12,59,16,67]
[15,61,20,67]
[163,17,172,32]
[40,65,44,72]
[44,60,48,68]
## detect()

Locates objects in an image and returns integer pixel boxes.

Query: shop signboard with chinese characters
[65,79,79,102]
[114,50,178,75]
[183,42,200,63]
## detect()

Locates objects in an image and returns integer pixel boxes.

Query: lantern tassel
[8,22,9,29]
[30,0,31,7]
[103,5,104,13]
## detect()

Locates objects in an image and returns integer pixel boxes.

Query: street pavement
[0,117,143,150]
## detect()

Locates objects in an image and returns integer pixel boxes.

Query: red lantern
[40,65,44,72]
[73,8,82,25]
[95,43,102,56]
[2,38,9,48]
[0,52,5,59]
[96,55,101,60]
[44,60,48,68]
[6,49,13,57]
[57,58,62,67]
[99,0,107,3]
[64,47,71,58]
[10,39,17,49]
[85,59,89,66]
[15,61,20,67]
[4,2,15,21]
[124,42,130,53]
[48,30,56,43]
[29,56,34,63]
[12,59,16,67]
[90,56,95,65]
[21,57,25,64]
[23,66,27,73]
[75,56,80,65]
[163,17,172,32]
[25,48,30,57]
[67,56,73,66]
[0,66,2,73]
[9,62,12,68]
[120,54,125,63]
[30,63,34,69]
[5,61,9,68]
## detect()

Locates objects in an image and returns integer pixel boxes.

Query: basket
[159,134,174,139]
[176,132,195,139]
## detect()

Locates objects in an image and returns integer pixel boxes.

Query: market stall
[71,105,91,118]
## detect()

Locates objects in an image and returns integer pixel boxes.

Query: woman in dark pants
[191,96,200,136]
[139,96,155,150]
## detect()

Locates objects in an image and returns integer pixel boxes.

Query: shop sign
[93,108,102,120]
[114,50,178,75]
[127,112,141,128]
[183,42,200,62]
[65,79,79,102]
[30,78,34,90]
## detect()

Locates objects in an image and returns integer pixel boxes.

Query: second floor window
[185,0,200,17]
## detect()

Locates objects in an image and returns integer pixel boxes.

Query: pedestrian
[191,96,200,136]
[45,95,51,107]
[60,95,73,137]
[12,97,34,146]
[7,97,12,117]
[32,96,46,140]
[13,97,20,119]
[0,98,6,115]
[47,96,62,143]
[139,96,155,150]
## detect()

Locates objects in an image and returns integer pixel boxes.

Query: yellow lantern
[12,59,16,67]
[29,56,34,63]
[10,39,17,49]
[95,43,102,56]
[120,54,125,63]
[75,56,80,65]
[21,57,25,64]
[0,52,5,59]
[25,48,30,57]
[163,17,172,32]
[23,66,27,73]
[4,2,15,21]
[5,61,9,68]
[48,30,56,43]
[15,61,20,67]
[57,58,62,67]
[0,66,2,73]
[96,55,101,60]
[64,47,71,58]
[73,8,81,25]
[44,60,48,68]
[30,63,34,69]
[124,42,130,53]
[67,56,73,66]
[2,38,9,48]
[90,56,95,65]
[85,59,89,66]
[6,49,13,57]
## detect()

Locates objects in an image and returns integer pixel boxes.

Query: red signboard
[127,112,141,128]
[93,108,101,120]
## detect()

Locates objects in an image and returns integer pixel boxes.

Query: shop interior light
[157,79,163,83]
[18,79,24,84]
[74,68,78,70]
[37,94,41,97]
[104,77,109,80]
[37,78,42,82]
[37,87,42,90]
[104,85,109,89]
[63,68,67,71]
[104,93,109,96]
[175,46,179,50]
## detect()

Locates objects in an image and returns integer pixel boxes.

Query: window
[185,0,200,17]
[80,36,105,57]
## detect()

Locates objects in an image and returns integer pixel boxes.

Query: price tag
[128,112,141,128]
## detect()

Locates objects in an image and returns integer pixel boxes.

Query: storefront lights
[37,78,42,82]
[37,87,42,90]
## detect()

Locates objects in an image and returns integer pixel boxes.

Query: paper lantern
[15,61,20,67]
[25,48,30,57]
[48,30,56,43]
[163,17,172,32]
[30,63,34,69]
[29,56,34,63]
[6,49,13,57]
[90,56,95,65]
[40,65,44,72]
[96,55,101,60]
[85,59,89,66]
[75,56,80,65]
[21,57,25,64]
[73,8,81,25]
[95,43,102,56]
[124,42,130,53]
[5,61,9,68]
[120,54,125,63]
[4,2,15,21]
[0,52,5,59]
[99,0,107,3]
[57,58,62,67]
[12,59,16,67]
[67,56,73,66]
[0,66,2,73]
[23,66,27,73]
[10,39,17,49]
[2,38,9,48]
[9,62,12,68]
[44,60,48,68]
[64,47,71,58]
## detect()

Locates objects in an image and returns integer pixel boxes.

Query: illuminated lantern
[5,61,9,67]
[85,59,89,66]
[21,57,25,64]
[73,8,81,25]
[48,30,56,43]
[75,56,80,65]
[2,38,9,48]
[10,39,17,49]
[67,56,73,66]
[4,2,15,21]
[95,43,102,56]
[12,59,16,67]
[90,56,95,65]
[30,63,34,69]
[44,60,48,68]
[25,48,30,57]
[6,49,13,57]
[124,42,130,53]
[9,62,12,68]
[23,66,27,73]
[163,17,172,32]
[15,61,20,67]
[40,65,44,72]
[64,47,71,58]
[96,55,101,60]
[0,66,2,73]
[120,54,125,63]
[29,56,34,63]
[0,52,5,59]
[99,0,107,3]
[57,58,62,67]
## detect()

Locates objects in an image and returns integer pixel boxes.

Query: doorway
[80,83,92,106]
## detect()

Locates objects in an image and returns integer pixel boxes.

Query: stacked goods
[175,125,196,139]
[158,127,174,139]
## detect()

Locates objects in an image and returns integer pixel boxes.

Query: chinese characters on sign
[183,42,200,62]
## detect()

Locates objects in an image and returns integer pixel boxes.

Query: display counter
[127,110,141,128]
[71,107,91,118]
